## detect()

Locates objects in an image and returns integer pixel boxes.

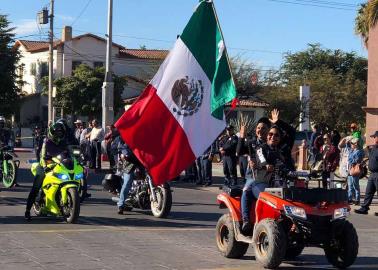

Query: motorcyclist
[0,116,11,147]
[25,122,68,220]
[115,135,142,214]
[241,109,295,233]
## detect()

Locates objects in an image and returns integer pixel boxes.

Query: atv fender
[217,193,242,222]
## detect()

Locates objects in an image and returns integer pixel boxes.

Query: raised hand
[269,109,279,124]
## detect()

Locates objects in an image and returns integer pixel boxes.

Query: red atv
[215,171,358,269]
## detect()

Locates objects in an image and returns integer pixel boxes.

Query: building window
[40,62,48,78]
[72,61,82,72]
[30,63,37,76]
[242,110,255,121]
[94,61,104,68]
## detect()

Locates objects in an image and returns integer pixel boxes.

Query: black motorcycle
[103,164,172,218]
[70,146,90,202]
[0,146,19,188]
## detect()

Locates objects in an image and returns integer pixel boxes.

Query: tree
[230,56,263,96]
[257,44,367,130]
[355,0,378,47]
[50,64,126,119]
[0,15,21,118]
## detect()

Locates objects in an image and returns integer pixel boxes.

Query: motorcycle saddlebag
[102,174,122,193]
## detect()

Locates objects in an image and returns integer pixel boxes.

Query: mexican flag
[115,0,236,185]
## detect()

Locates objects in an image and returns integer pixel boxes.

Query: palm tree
[355,0,378,47]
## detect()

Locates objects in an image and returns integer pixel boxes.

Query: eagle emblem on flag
[171,76,204,116]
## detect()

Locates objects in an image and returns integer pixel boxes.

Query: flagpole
[209,0,235,84]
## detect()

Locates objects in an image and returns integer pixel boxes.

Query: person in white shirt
[88,119,104,169]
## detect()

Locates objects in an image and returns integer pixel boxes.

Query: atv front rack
[264,187,348,204]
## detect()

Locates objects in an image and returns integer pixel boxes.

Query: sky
[0,0,367,70]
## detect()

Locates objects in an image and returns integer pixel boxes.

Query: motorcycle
[31,152,82,223]
[0,145,19,188]
[103,164,172,218]
[70,145,90,202]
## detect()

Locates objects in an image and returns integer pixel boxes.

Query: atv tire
[324,220,358,269]
[216,214,249,258]
[285,243,305,260]
[252,218,286,269]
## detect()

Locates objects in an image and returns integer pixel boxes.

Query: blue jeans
[347,175,360,202]
[117,172,134,208]
[241,177,268,222]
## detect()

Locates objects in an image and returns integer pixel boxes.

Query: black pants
[185,162,198,183]
[195,157,203,184]
[239,156,248,182]
[361,173,378,211]
[90,141,101,169]
[26,165,45,211]
[200,157,212,184]
[223,156,237,185]
[321,171,330,189]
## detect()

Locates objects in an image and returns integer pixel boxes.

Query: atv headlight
[333,207,350,220]
[284,205,307,220]
[55,173,69,180]
[75,173,84,180]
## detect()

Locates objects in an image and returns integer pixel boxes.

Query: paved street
[0,152,377,270]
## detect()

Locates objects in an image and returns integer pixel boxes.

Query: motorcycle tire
[64,188,80,224]
[2,160,16,188]
[324,220,359,269]
[150,183,172,218]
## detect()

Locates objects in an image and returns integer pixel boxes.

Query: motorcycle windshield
[61,158,74,171]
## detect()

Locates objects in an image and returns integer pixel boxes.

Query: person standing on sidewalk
[89,119,104,170]
[219,125,238,186]
[355,131,378,216]
[346,137,364,204]
[199,141,216,186]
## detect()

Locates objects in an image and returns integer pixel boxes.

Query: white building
[14,26,168,125]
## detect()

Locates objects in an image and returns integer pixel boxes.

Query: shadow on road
[277,254,378,270]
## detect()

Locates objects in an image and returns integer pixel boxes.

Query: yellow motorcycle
[31,152,83,223]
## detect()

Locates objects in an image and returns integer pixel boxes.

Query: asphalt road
[0,152,377,270]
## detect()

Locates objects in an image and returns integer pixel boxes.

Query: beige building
[14,26,168,125]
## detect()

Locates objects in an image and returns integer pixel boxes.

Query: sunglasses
[268,132,280,138]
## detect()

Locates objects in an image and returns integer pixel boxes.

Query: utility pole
[48,0,54,123]
[102,0,114,128]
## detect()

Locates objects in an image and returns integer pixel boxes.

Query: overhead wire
[70,0,93,26]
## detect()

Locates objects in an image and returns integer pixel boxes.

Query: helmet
[48,122,66,143]
[0,116,5,129]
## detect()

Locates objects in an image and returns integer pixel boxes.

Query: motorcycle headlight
[75,173,84,180]
[284,205,307,220]
[333,207,350,220]
[55,173,69,180]
[73,150,80,155]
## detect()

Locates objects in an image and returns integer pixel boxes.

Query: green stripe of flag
[180,1,236,120]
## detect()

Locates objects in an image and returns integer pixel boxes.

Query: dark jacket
[368,145,378,173]
[219,134,238,157]
[200,142,216,159]
[40,138,68,167]
[254,143,295,186]
[237,136,265,159]
[0,128,11,146]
